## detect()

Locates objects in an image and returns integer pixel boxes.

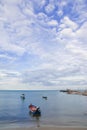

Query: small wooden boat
[29,104,41,116]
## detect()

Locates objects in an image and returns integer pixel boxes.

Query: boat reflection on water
[29,112,41,127]
[29,104,41,127]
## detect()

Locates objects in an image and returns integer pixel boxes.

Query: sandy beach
[1,126,87,130]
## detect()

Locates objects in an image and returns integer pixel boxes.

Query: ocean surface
[0,90,87,129]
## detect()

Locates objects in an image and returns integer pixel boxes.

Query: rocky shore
[60,89,87,96]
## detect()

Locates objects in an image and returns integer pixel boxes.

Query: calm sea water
[0,90,87,129]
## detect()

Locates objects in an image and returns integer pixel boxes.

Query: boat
[20,94,25,99]
[42,96,47,100]
[29,104,41,116]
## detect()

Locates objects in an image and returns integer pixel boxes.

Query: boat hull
[29,104,41,116]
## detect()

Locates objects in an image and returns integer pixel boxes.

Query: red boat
[29,104,41,116]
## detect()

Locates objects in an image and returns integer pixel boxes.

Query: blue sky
[0,0,87,90]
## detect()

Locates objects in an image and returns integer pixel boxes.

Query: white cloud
[0,35,25,56]
[57,10,63,17]
[0,53,13,60]
[33,0,46,8]
[66,43,87,59]
[71,0,87,23]
[21,1,35,18]
[60,17,78,30]
[0,1,24,22]
[59,28,75,39]
[76,22,87,42]
[0,70,23,90]
[47,19,58,27]
[59,75,87,81]
[45,3,55,14]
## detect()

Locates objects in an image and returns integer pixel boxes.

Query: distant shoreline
[60,89,87,96]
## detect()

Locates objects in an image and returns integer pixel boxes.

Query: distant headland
[60,89,87,96]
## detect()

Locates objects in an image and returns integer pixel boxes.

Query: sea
[0,90,87,129]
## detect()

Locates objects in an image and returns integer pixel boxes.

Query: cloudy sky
[0,0,87,90]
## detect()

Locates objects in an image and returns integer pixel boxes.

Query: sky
[0,0,87,90]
